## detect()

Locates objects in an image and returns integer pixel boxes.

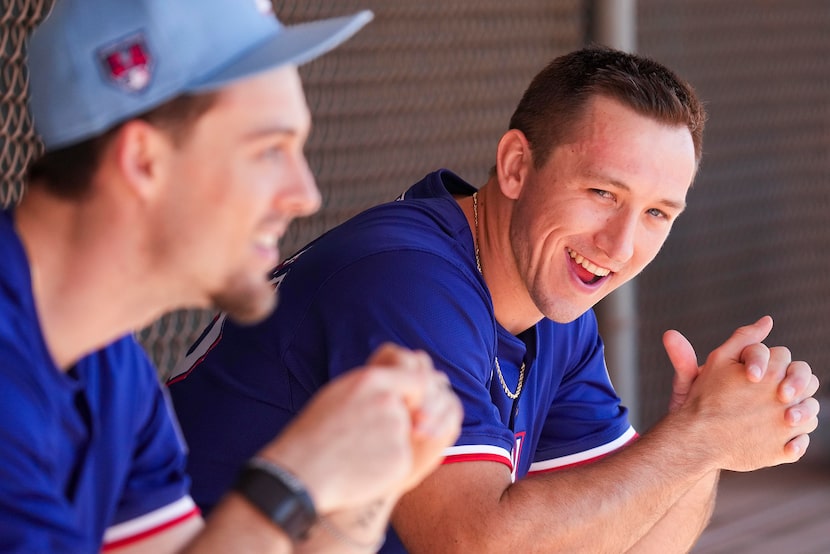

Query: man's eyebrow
[242,125,302,141]
[605,179,687,211]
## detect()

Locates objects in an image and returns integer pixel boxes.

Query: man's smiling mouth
[567,247,611,284]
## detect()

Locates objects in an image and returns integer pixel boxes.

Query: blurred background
[0,1,827,548]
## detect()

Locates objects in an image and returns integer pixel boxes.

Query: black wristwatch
[234,457,318,541]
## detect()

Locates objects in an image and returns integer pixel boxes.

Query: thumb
[716,315,774,362]
[663,329,700,412]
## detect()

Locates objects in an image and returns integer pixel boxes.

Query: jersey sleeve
[101,339,199,550]
[528,314,636,474]
[297,248,516,459]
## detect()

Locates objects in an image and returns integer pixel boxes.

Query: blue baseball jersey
[0,210,197,552]
[168,169,634,553]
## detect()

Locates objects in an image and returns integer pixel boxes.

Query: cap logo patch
[98,33,153,93]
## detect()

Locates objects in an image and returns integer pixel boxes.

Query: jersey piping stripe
[442,444,512,470]
[102,496,200,550]
[527,425,638,474]
[166,313,227,384]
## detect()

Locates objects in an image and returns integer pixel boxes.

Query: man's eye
[592,189,613,200]
[647,208,667,219]
[262,146,284,160]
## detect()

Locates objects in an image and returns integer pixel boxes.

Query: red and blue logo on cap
[98,34,153,93]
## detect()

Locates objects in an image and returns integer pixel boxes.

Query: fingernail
[790,410,802,424]
[782,385,795,401]
[749,365,762,381]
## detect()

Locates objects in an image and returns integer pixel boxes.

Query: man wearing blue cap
[0,0,461,552]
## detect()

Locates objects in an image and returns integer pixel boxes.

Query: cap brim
[188,10,373,92]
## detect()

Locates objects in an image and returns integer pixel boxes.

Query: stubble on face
[213,271,278,325]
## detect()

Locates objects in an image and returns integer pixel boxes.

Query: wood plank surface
[692,462,830,554]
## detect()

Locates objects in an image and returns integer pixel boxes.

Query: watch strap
[234,457,317,541]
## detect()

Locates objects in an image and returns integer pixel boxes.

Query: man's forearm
[394,415,720,554]
[626,470,720,554]
[509,416,718,554]
[296,498,394,554]
[182,493,393,554]
[182,494,294,553]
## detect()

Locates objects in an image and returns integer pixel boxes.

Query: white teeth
[567,248,611,277]
[255,234,278,249]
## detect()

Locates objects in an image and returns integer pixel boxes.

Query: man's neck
[460,181,544,335]
[14,188,171,370]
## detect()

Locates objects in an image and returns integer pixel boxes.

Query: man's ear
[109,119,172,202]
[495,128,532,201]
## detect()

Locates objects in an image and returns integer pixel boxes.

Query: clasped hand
[662,316,820,471]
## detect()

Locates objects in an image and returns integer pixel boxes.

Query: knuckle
[356,365,386,387]
[769,346,792,365]
[414,349,434,367]
[750,343,771,357]
[802,397,820,415]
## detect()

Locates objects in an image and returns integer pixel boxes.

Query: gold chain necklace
[472,192,525,400]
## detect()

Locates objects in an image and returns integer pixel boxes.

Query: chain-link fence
[0,0,50,208]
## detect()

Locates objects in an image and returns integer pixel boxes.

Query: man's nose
[275,154,321,217]
[595,211,636,264]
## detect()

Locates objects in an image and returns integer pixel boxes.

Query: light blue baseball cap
[27,0,373,151]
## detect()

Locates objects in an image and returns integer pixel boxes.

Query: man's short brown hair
[508,46,706,172]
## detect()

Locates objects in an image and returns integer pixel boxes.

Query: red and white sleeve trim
[528,425,638,474]
[441,444,513,470]
[102,496,201,551]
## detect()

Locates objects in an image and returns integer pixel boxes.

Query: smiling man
[168,47,820,553]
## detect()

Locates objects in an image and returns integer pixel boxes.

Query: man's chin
[215,287,278,326]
